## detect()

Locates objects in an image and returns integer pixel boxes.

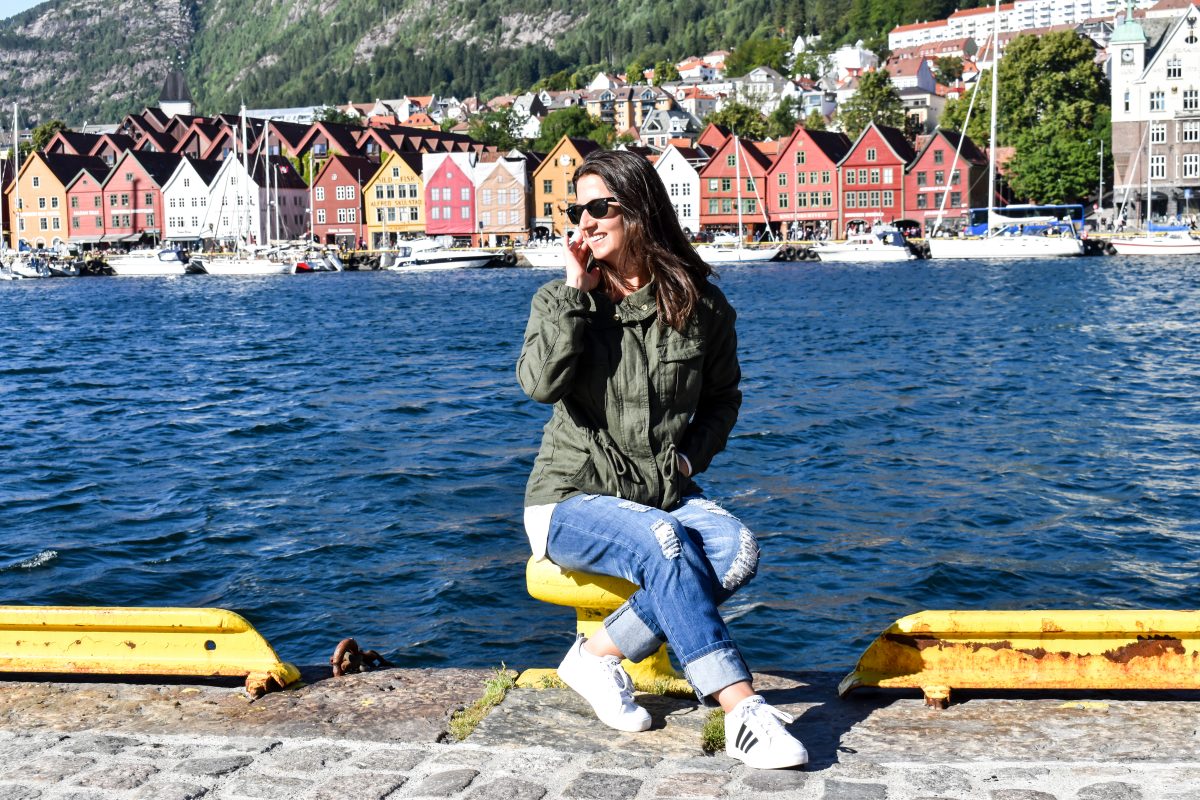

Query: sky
[0,0,42,20]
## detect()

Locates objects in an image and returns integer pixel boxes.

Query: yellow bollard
[519,557,693,696]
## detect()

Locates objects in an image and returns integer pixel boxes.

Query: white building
[654,144,706,234]
[831,42,880,79]
[206,154,309,246]
[1110,3,1200,220]
[161,157,223,243]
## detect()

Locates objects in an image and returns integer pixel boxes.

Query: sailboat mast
[734,135,744,246]
[986,0,1000,228]
[1146,122,1152,226]
[12,103,20,251]
[240,105,249,246]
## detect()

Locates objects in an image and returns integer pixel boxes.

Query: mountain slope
[0,0,971,127]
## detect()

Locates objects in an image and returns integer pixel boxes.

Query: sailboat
[927,0,1083,259]
[694,136,781,264]
[1110,127,1200,255]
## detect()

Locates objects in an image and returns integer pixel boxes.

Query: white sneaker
[556,635,652,732]
[724,695,809,769]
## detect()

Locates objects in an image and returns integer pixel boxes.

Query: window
[144,193,152,206]
[1150,91,1165,112]
[745,178,754,194]
[882,168,893,183]
[317,209,326,223]
[846,192,857,208]
[1186,89,1199,111]
[1151,122,1167,144]
[821,170,831,184]
[1124,91,1130,113]
[809,191,820,206]
[797,171,807,185]
[461,206,470,219]
[796,193,808,207]
[386,185,396,199]
[708,199,719,214]
[846,170,857,185]
[482,189,493,204]
[1184,121,1200,142]
[376,208,384,223]
[951,170,960,185]
[121,194,130,207]
[40,218,47,230]
[375,186,384,199]
[721,198,733,213]
[32,176,39,188]
[796,150,806,164]
[917,194,928,209]
[869,190,880,207]
[950,192,961,207]
[542,180,552,194]
[51,218,59,230]
[38,197,45,209]
[1168,58,1183,79]
[1185,154,1200,178]
[869,168,880,184]
[146,214,154,227]
[1150,154,1166,180]
[778,173,787,187]
[778,193,789,208]
[858,168,868,183]
[866,148,876,161]
[543,203,552,216]
[387,207,396,222]
[461,187,470,202]
[337,208,347,223]
[442,206,450,219]
[109,195,117,207]
[882,191,893,207]
[183,178,190,188]
[50,197,58,208]
[433,206,442,220]
[933,150,944,164]
[727,154,736,167]
[392,168,400,178]
[72,216,80,227]
[315,187,325,201]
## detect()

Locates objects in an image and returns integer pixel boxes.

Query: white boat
[189,249,294,276]
[105,248,193,276]
[1110,229,1200,255]
[694,239,781,264]
[7,253,51,279]
[811,226,916,262]
[516,239,563,268]
[926,0,1083,260]
[384,238,495,271]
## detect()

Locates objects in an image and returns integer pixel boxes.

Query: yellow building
[531,137,601,237]
[364,151,424,249]
[5,151,92,249]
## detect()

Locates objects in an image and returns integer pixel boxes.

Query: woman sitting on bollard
[516,150,808,770]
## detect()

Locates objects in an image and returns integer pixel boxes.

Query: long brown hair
[574,150,713,331]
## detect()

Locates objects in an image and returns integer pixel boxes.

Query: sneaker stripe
[736,723,758,752]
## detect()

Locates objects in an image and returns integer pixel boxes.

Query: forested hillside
[1,0,986,126]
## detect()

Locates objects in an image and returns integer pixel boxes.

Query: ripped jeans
[546,493,760,699]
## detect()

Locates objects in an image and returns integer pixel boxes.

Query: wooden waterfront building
[364,151,425,249]
[6,152,108,249]
[766,125,852,240]
[836,122,916,237]
[902,129,989,236]
[311,153,375,249]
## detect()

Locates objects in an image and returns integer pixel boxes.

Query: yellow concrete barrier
[0,606,300,697]
[840,609,1200,708]
[519,558,692,696]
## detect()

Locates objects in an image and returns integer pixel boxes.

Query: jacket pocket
[659,334,705,409]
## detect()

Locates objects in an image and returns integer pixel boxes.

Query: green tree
[792,50,832,81]
[313,105,361,126]
[804,109,827,131]
[535,106,611,151]
[705,101,767,139]
[766,97,801,139]
[724,36,791,78]
[467,105,528,150]
[30,119,69,152]
[933,56,963,85]
[652,60,680,84]
[626,58,645,84]
[837,69,905,141]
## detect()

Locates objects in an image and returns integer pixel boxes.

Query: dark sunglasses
[566,197,620,225]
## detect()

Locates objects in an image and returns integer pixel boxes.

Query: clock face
[1121,48,1134,63]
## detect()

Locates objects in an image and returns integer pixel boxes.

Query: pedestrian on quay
[516,149,808,770]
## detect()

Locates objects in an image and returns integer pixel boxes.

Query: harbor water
[2,258,1199,673]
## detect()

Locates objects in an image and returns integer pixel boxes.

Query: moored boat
[811,225,916,262]
[384,238,495,271]
[105,248,193,277]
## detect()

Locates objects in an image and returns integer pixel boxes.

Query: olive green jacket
[517,278,741,510]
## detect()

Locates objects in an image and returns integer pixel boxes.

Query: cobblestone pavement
[1,668,1198,799]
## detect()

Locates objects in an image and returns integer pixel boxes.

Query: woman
[516,150,807,770]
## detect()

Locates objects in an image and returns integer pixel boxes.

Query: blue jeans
[546,493,760,698]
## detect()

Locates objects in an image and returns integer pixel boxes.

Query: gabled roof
[185,156,224,186]
[296,120,364,157]
[841,122,917,165]
[315,153,379,185]
[44,130,102,155]
[910,129,987,171]
[122,150,186,187]
[247,154,308,190]
[37,152,110,187]
[772,125,853,171]
[134,129,175,153]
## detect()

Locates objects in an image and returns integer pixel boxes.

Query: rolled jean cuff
[682,642,752,699]
[604,602,663,663]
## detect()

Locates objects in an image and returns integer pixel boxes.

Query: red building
[697,136,774,239]
[766,126,852,240]
[903,129,989,236]
[64,160,111,245]
[312,153,375,248]
[836,123,916,237]
[423,152,478,243]
[100,150,183,247]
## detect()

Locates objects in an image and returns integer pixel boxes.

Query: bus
[964,204,1086,236]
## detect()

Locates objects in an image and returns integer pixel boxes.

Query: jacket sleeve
[516,281,595,404]
[679,301,741,474]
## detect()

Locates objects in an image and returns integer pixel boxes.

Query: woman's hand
[564,230,600,292]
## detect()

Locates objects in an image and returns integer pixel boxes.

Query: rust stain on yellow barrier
[0,606,300,697]
[839,610,1200,708]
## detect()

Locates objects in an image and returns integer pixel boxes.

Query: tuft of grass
[538,672,566,689]
[700,708,725,753]
[448,665,517,741]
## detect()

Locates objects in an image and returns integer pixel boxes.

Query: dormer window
[866,148,877,162]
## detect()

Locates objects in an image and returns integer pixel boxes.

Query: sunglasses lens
[587,199,610,219]
[567,205,582,224]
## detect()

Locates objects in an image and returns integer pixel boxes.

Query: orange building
[5,152,108,249]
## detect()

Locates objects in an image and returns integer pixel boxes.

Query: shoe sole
[725,744,809,770]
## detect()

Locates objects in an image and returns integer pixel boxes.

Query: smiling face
[575,174,628,272]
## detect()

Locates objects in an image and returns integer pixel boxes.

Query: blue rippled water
[2,259,1199,672]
